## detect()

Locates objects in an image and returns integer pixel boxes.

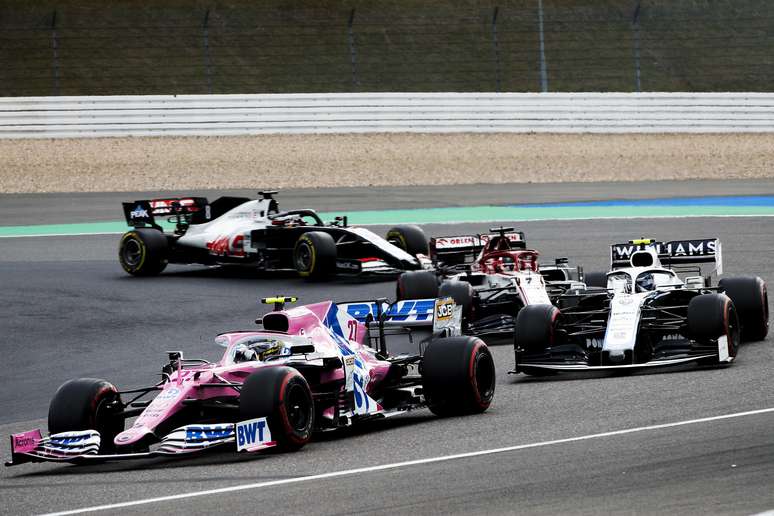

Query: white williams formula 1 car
[119,191,429,279]
[513,237,768,374]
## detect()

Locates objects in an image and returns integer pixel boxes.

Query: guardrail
[2,93,774,138]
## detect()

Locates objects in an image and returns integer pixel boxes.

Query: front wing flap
[513,354,718,374]
[6,418,275,467]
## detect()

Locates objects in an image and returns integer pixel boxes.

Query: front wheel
[118,229,168,276]
[688,293,740,364]
[386,225,429,256]
[396,270,438,300]
[240,367,314,450]
[719,277,769,342]
[48,378,124,453]
[421,336,495,416]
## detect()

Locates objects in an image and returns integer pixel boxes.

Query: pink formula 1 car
[7,296,495,466]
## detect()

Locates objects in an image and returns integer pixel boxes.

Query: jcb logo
[435,298,455,320]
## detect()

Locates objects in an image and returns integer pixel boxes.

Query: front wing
[513,354,718,374]
[6,418,275,467]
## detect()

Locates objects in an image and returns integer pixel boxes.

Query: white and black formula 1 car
[513,237,769,375]
[119,191,430,279]
[393,227,585,338]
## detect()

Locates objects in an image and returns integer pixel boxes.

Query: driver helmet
[518,254,537,271]
[254,339,284,361]
[636,273,655,292]
[235,338,284,363]
[234,343,257,363]
[498,255,516,272]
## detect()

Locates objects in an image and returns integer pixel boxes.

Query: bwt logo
[237,419,267,447]
[185,426,233,442]
[50,435,89,444]
[345,300,435,322]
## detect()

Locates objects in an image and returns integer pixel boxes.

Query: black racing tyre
[719,277,769,342]
[421,336,495,417]
[240,367,314,450]
[293,231,337,280]
[688,294,740,363]
[514,304,561,354]
[48,378,124,453]
[439,280,474,317]
[584,271,608,288]
[396,270,439,300]
[118,228,168,276]
[386,225,429,257]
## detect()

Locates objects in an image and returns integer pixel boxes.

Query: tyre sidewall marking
[297,236,316,278]
[467,340,491,409]
[387,231,407,251]
[722,297,737,358]
[278,371,310,445]
[120,232,146,272]
[759,279,769,327]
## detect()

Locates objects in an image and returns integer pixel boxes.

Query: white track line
[43,406,774,516]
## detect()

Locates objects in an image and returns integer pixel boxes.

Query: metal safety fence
[1,1,773,97]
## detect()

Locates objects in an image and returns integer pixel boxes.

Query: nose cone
[114,426,154,447]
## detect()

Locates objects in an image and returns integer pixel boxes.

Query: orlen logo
[434,236,478,249]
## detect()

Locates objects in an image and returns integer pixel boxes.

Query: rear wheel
[421,336,495,416]
[293,231,337,280]
[688,293,740,364]
[48,378,124,453]
[515,304,561,354]
[514,304,561,376]
[439,280,474,317]
[118,228,168,276]
[396,270,438,300]
[386,225,429,257]
[719,277,769,341]
[240,367,314,450]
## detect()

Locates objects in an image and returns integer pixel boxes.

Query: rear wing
[122,197,210,229]
[610,238,722,274]
[337,298,462,357]
[430,231,526,265]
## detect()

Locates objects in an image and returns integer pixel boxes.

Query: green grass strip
[2,204,774,238]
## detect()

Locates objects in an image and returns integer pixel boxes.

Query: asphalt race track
[1,183,773,515]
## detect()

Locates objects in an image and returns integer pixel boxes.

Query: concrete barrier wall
[2,92,774,138]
